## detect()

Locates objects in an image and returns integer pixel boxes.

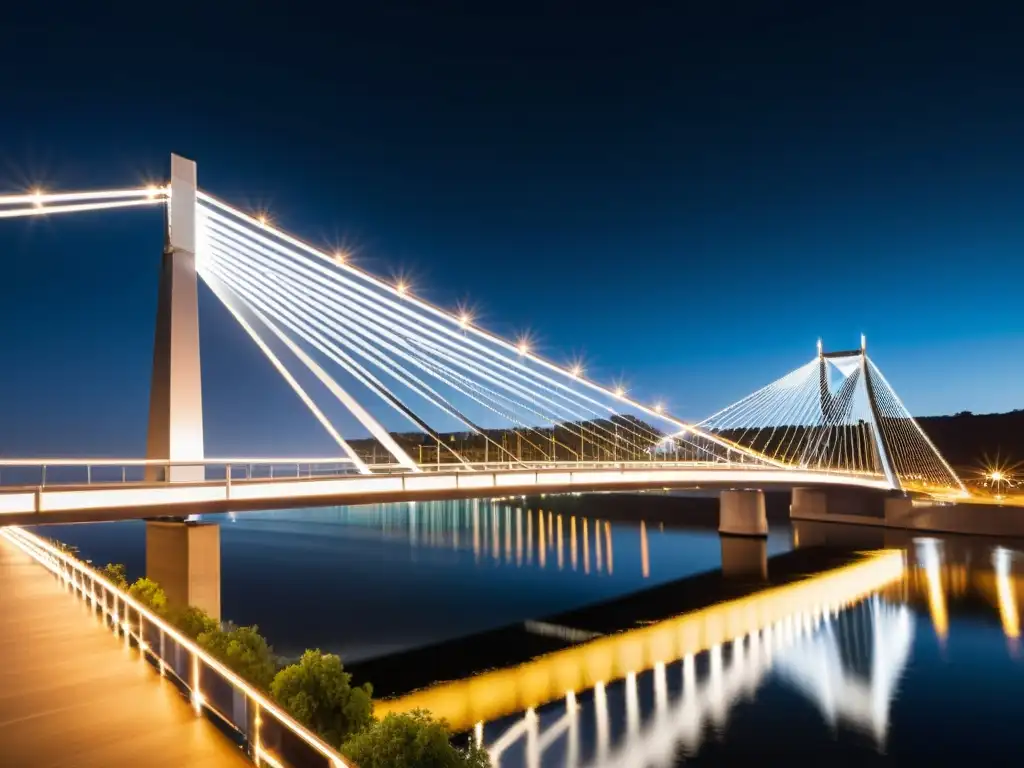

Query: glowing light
[994,548,1020,642]
[145,185,160,200]
[459,312,472,329]
[517,338,531,356]
[334,250,348,264]
[614,386,626,398]
[570,363,584,379]
[32,189,44,208]
[257,213,269,227]
[396,280,408,296]
[991,471,1005,482]
[653,402,664,414]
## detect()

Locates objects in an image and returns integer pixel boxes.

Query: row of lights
[318,236,668,414]
[50,182,672,423]
[335,259,670,416]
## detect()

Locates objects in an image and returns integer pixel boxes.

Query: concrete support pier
[719,490,768,537]
[145,520,221,621]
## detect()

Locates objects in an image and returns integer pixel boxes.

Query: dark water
[36,497,792,659]
[36,498,1024,765]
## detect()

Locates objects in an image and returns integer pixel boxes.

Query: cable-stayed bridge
[0,155,965,522]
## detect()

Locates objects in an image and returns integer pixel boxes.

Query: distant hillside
[916,409,1024,472]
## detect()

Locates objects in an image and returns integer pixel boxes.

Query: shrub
[99,563,129,590]
[342,710,491,768]
[128,577,168,614]
[199,624,276,689]
[170,605,219,639]
[271,649,373,746]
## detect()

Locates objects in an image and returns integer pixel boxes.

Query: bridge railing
[0,456,889,492]
[0,526,351,768]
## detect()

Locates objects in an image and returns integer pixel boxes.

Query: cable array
[864,359,965,494]
[193,193,768,472]
[698,352,965,493]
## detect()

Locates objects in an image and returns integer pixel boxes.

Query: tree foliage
[342,711,491,768]
[170,605,219,639]
[128,577,168,614]
[199,624,276,689]
[100,562,128,590]
[271,650,373,747]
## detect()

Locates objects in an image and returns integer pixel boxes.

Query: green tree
[200,624,276,689]
[128,577,168,614]
[342,711,490,768]
[271,649,373,746]
[99,563,128,590]
[170,605,219,639]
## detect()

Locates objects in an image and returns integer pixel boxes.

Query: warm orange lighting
[458,312,472,329]
[640,520,650,578]
[2,528,351,767]
[517,339,530,355]
[31,189,44,208]
[396,280,409,296]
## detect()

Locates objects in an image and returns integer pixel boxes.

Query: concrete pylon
[145,154,205,482]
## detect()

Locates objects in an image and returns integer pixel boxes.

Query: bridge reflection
[483,596,913,767]
[369,524,1023,767]
[374,550,904,732]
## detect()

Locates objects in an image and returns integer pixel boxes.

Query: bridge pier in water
[145,519,221,621]
[718,490,768,537]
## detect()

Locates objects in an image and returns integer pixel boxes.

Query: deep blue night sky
[0,2,1022,456]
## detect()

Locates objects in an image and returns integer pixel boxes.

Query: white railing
[0,456,886,490]
[0,526,350,768]
[0,457,364,488]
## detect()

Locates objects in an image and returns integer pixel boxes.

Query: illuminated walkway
[0,536,250,767]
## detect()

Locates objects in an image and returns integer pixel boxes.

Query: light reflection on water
[484,598,914,768]
[468,533,1024,766]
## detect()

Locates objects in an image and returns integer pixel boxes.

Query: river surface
[36,496,1024,765]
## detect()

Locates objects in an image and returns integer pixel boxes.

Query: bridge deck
[0,536,250,768]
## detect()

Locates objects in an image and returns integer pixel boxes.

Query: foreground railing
[0,526,349,768]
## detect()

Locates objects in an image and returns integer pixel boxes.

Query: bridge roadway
[0,462,892,525]
[0,535,250,767]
